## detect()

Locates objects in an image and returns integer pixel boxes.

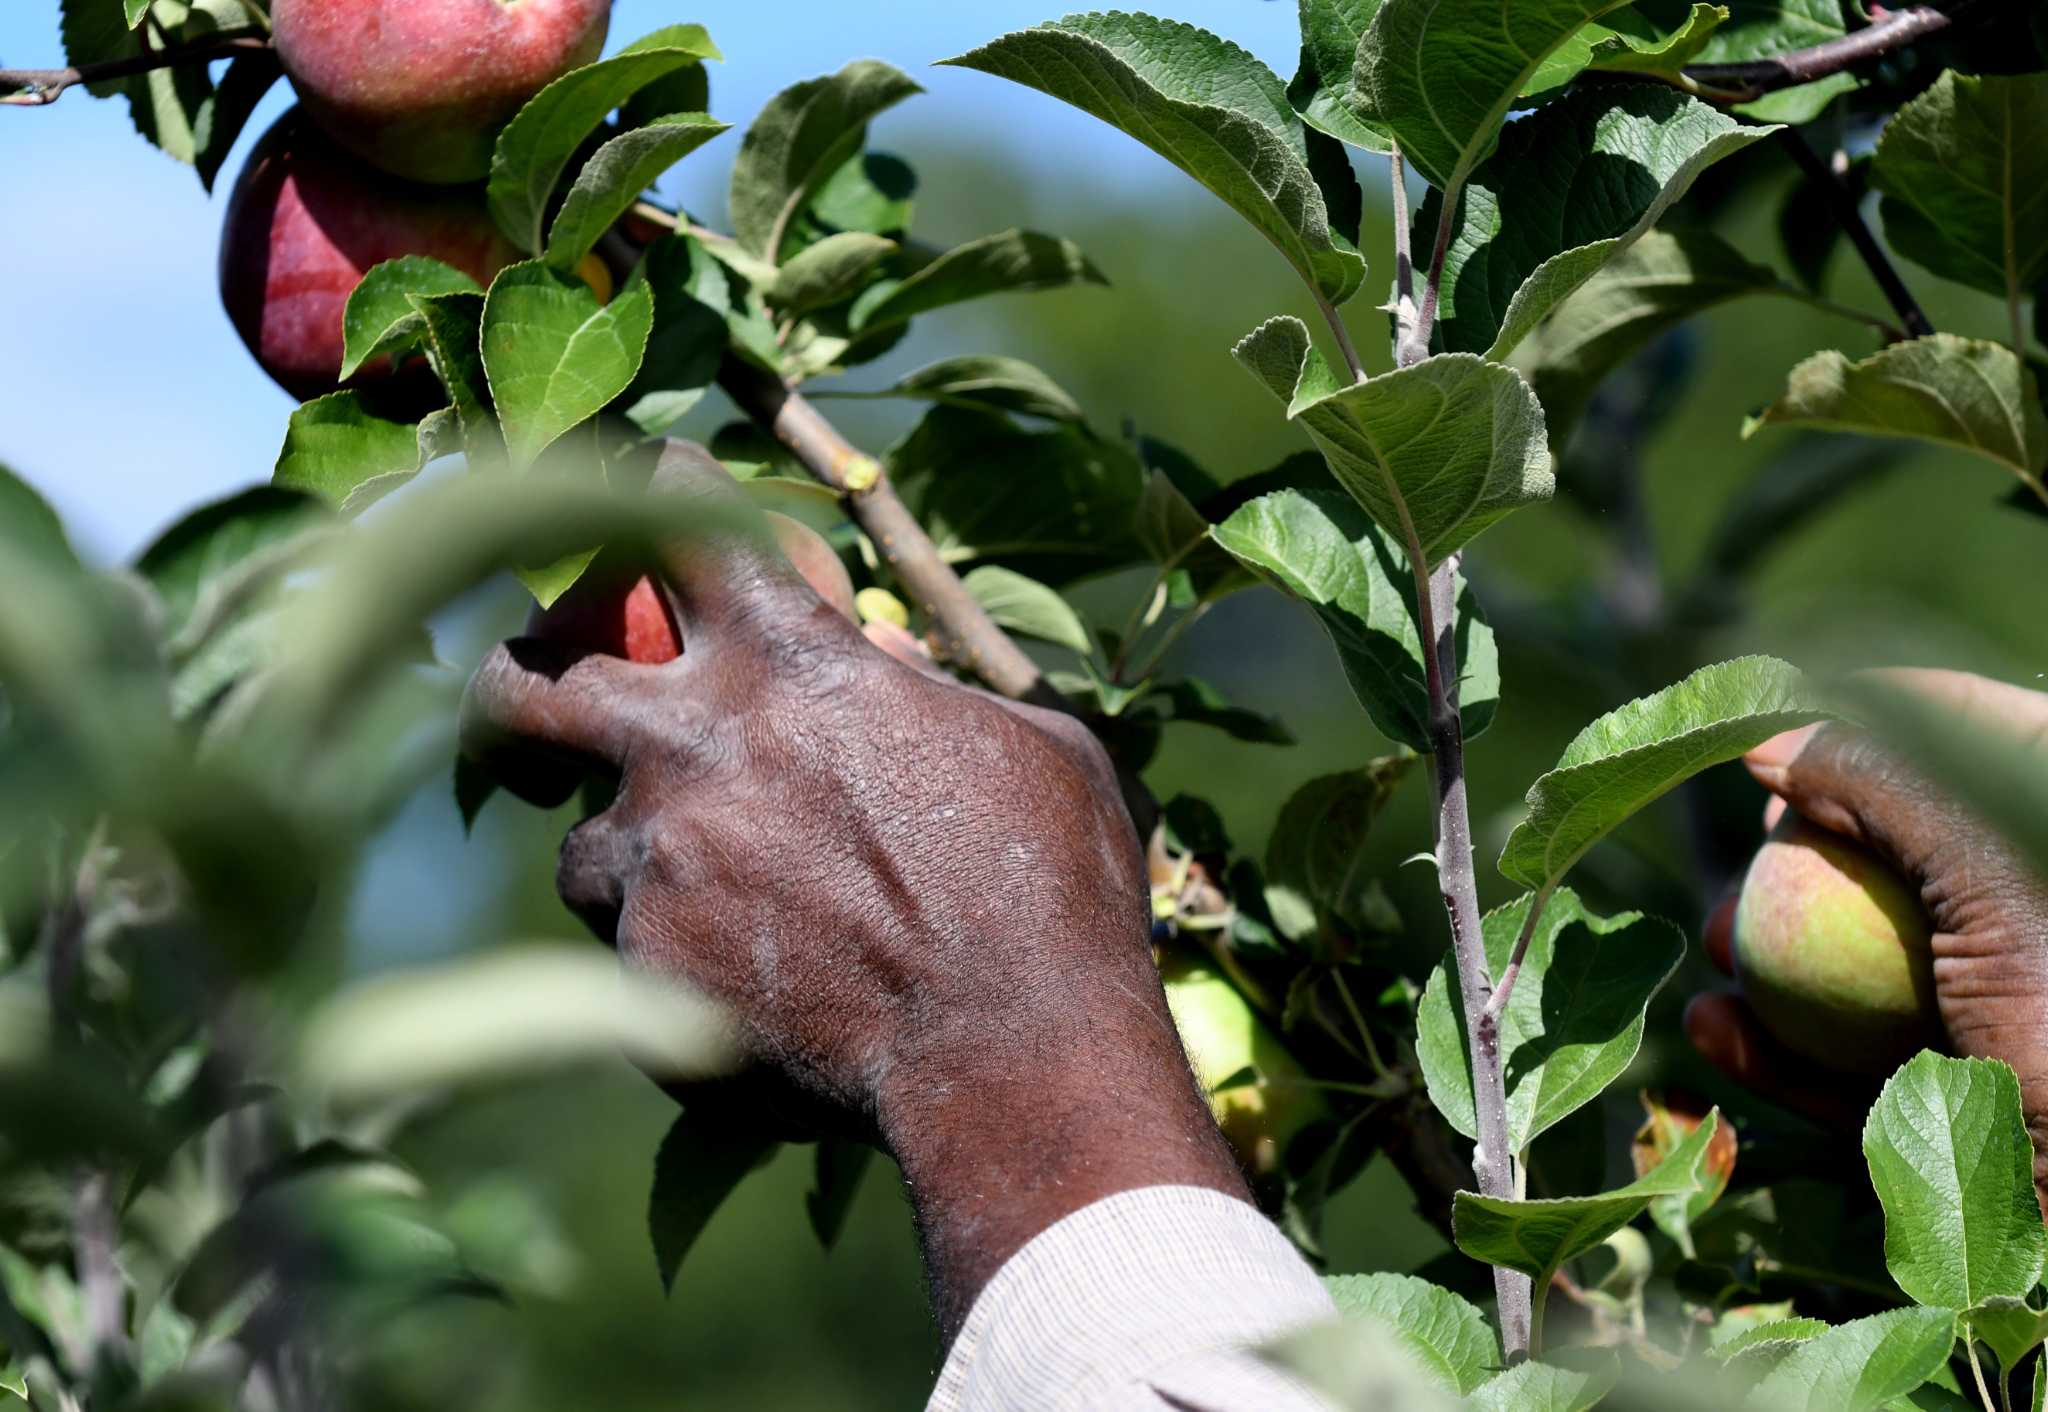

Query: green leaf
[1289,0,1392,152]
[1745,335,2048,492]
[481,262,655,467]
[810,150,917,235]
[1751,1307,1960,1412]
[859,356,1083,422]
[1419,888,1683,1150]
[1864,1053,2046,1310]
[297,945,735,1107]
[1871,71,2048,306]
[765,232,898,315]
[805,1140,874,1251]
[410,290,505,467]
[1322,1272,1497,1395]
[1232,317,1553,566]
[1144,678,1293,746]
[961,565,1090,654]
[544,112,730,273]
[1349,0,1634,193]
[891,409,1147,583]
[1469,1358,1618,1412]
[1523,3,1728,99]
[1965,1297,2048,1375]
[0,462,79,572]
[1259,1312,1465,1411]
[339,257,482,382]
[1212,488,1499,750]
[1453,1110,1721,1287]
[1712,1317,1831,1373]
[487,24,723,254]
[1264,756,1412,943]
[272,392,426,506]
[943,15,1366,305]
[728,60,923,260]
[1498,655,1824,891]
[626,235,730,438]
[135,485,330,641]
[193,49,282,192]
[1422,83,1776,358]
[648,1110,777,1294]
[1517,228,1786,452]
[849,229,1105,332]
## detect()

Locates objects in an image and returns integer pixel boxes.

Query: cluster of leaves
[945,0,2048,1406]
[13,0,2048,1408]
[0,459,752,1409]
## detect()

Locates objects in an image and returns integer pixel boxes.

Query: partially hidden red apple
[526,513,859,664]
[1733,811,1942,1075]
[219,111,522,407]
[272,0,612,185]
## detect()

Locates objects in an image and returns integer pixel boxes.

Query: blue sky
[0,1,1310,561]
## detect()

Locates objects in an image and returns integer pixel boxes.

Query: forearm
[879,951,1250,1339]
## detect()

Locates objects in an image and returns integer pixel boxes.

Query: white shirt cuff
[926,1185,1339,1412]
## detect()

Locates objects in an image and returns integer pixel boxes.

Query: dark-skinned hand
[1689,670,2048,1211]
[460,443,1245,1334]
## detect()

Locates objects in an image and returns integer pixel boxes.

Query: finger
[863,618,949,680]
[1683,993,1871,1131]
[1745,719,1962,876]
[460,638,663,804]
[1761,794,1787,832]
[646,440,831,649]
[1702,888,1737,977]
[556,809,637,942]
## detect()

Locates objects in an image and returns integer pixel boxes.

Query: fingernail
[1745,723,1824,785]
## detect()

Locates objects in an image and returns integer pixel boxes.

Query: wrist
[877,955,1249,1337]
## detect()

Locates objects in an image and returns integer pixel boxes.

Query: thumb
[1743,721,1946,872]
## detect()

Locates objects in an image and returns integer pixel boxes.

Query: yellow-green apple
[1159,952,1327,1178]
[1733,811,1941,1074]
[271,0,611,185]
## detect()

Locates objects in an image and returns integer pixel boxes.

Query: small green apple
[1734,811,1941,1074]
[1159,953,1327,1177]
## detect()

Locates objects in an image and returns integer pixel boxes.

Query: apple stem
[0,29,270,106]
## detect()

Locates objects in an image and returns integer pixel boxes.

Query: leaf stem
[1389,145,1417,358]
[0,28,270,105]
[1777,129,1933,340]
[1968,1339,1997,1412]
[1402,188,1461,368]
[1332,969,1395,1085]
[1314,291,1368,385]
[1484,883,1554,1023]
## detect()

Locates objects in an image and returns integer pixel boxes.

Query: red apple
[219,112,523,406]
[272,0,612,185]
[527,513,859,664]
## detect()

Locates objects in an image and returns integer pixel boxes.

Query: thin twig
[1681,5,1954,101]
[1777,128,1933,339]
[715,356,1063,708]
[1,29,270,106]
[1408,541,1532,1358]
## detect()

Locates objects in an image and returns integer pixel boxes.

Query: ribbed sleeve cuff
[927,1185,1338,1412]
